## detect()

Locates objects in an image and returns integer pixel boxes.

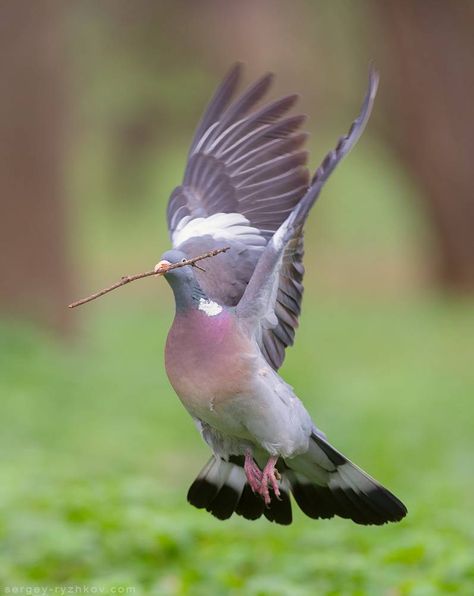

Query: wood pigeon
[156,64,407,525]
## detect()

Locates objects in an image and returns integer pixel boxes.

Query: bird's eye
[181,258,187,263]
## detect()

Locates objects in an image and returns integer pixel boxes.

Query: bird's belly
[165,310,256,432]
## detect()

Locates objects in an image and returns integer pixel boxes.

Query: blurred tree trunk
[374,0,474,291]
[0,0,74,331]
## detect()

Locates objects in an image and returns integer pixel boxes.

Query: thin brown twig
[68,247,230,309]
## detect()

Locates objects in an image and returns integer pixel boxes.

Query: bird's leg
[259,456,281,506]
[244,450,263,493]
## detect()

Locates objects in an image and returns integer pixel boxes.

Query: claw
[259,456,281,506]
[243,452,282,505]
[244,450,263,493]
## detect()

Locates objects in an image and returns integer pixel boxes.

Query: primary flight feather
[157,64,407,525]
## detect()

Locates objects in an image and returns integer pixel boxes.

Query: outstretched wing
[167,64,310,367]
[236,69,379,353]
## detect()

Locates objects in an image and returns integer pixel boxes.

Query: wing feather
[166,65,377,370]
[166,65,309,370]
[236,68,379,368]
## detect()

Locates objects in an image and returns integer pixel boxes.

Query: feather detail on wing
[166,64,310,369]
[236,68,379,355]
[167,63,309,240]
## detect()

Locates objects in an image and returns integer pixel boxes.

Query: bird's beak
[154,260,171,274]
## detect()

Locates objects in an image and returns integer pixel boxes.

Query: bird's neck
[169,276,223,317]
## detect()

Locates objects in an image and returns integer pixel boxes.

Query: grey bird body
[165,293,312,459]
[157,65,407,525]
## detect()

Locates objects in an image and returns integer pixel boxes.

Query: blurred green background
[1,2,473,594]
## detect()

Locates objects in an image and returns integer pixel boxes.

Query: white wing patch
[198,298,223,317]
[172,212,266,247]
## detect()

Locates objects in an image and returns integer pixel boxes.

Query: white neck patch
[198,298,223,317]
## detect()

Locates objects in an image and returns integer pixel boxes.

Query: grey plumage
[159,65,407,526]
[167,63,309,370]
[188,432,406,526]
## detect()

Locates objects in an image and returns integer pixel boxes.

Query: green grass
[1,296,473,594]
[3,63,473,593]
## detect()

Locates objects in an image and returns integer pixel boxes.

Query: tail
[286,433,407,525]
[187,455,293,525]
[187,436,406,526]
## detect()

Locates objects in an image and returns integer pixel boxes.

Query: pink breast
[165,309,254,405]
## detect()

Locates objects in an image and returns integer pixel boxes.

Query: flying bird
[156,64,407,525]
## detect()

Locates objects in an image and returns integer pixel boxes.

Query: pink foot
[259,456,281,506]
[244,450,263,493]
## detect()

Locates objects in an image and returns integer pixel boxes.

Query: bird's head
[155,249,193,279]
[155,249,210,312]
[155,249,195,282]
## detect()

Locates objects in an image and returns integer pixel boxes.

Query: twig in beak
[68,246,230,309]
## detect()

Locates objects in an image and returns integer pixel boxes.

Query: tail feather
[187,457,244,520]
[235,483,265,520]
[287,433,407,525]
[262,476,292,525]
[187,437,407,526]
[207,483,241,520]
[286,471,340,520]
[187,455,292,525]
[186,456,224,509]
